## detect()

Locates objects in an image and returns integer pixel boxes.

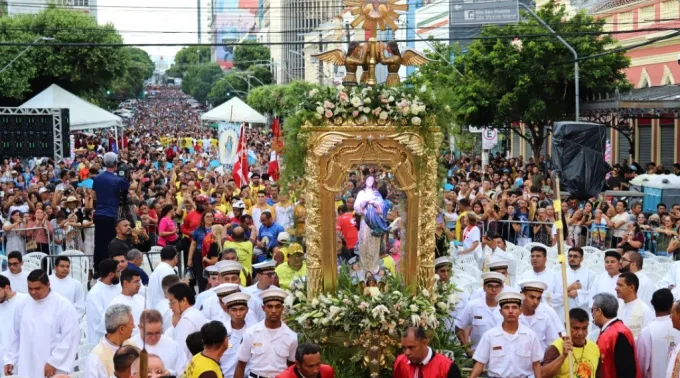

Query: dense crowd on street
[0,85,680,378]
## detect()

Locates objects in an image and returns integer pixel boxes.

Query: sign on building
[450,0,519,26]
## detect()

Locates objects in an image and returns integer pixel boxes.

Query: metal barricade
[486,219,555,247]
[641,230,677,257]
[1,225,52,256]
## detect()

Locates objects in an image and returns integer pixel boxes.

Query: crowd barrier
[0,225,52,256]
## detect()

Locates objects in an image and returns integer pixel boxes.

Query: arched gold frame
[303,124,441,296]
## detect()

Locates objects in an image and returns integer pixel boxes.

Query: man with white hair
[130,309,187,376]
[85,303,135,378]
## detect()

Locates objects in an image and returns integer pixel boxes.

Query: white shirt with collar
[565,265,596,311]
[243,283,280,322]
[84,337,119,378]
[590,271,620,308]
[147,261,176,309]
[519,309,560,352]
[453,297,503,351]
[407,346,433,378]
[170,306,208,360]
[520,268,565,321]
[472,323,543,378]
[219,318,256,378]
[236,320,298,377]
[618,297,655,340]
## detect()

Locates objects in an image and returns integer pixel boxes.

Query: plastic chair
[78,343,96,359]
[523,242,549,252]
[22,251,47,272]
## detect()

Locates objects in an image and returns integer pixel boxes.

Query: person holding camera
[92,152,140,272]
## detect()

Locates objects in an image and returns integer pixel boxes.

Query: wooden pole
[139,283,149,377]
[551,171,573,378]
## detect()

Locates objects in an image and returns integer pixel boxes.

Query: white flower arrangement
[300,85,431,127]
[284,271,461,338]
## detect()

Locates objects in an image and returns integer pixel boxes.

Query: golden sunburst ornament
[344,0,407,37]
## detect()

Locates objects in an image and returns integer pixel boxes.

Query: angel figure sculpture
[379,41,432,87]
[312,41,366,85]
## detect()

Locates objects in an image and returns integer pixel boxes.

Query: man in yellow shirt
[182,321,229,378]
[274,245,307,290]
[248,173,266,200]
[540,308,600,378]
[223,226,253,274]
[379,247,396,275]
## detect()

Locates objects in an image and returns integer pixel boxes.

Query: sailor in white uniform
[243,260,279,323]
[469,259,519,301]
[518,280,561,352]
[201,261,259,324]
[455,272,504,356]
[470,291,543,378]
[235,288,297,378]
[220,292,256,378]
[195,265,220,310]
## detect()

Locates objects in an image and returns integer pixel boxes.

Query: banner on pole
[218,121,241,169]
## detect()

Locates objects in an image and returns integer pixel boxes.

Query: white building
[8,0,97,18]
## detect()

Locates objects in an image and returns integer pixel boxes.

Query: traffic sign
[482,128,498,149]
[450,0,519,26]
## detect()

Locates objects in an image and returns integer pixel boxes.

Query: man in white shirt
[235,288,297,378]
[565,246,596,311]
[455,272,504,356]
[195,265,220,310]
[518,280,561,352]
[661,260,680,293]
[469,259,519,301]
[84,304,134,378]
[48,255,86,318]
[107,269,145,337]
[470,291,543,378]
[243,260,279,322]
[520,246,564,321]
[220,292,256,378]
[636,288,680,378]
[590,251,622,308]
[147,245,179,309]
[87,258,122,344]
[167,282,208,359]
[130,309,187,376]
[620,250,655,308]
[3,269,79,378]
[156,274,181,332]
[1,251,29,293]
[616,272,655,339]
[0,274,28,372]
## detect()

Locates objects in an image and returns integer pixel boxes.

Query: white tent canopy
[201,97,267,124]
[20,84,122,131]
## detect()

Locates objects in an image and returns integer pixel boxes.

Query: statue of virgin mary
[354,175,391,273]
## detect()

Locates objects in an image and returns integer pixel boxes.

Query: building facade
[8,0,98,18]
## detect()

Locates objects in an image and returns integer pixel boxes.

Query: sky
[96,0,206,62]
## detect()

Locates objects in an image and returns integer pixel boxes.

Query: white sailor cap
[519,280,548,293]
[217,261,243,275]
[213,283,240,298]
[277,232,291,243]
[482,272,505,285]
[488,260,510,271]
[496,291,524,307]
[434,256,452,268]
[348,256,359,265]
[252,260,276,273]
[205,265,219,276]
[222,292,251,307]
[259,288,288,304]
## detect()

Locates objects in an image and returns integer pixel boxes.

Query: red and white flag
[232,123,249,187]
[268,150,280,182]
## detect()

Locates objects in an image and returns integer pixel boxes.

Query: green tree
[246,81,317,116]
[182,63,223,104]
[450,1,631,158]
[166,46,211,78]
[246,65,273,86]
[109,47,155,99]
[233,41,270,71]
[0,7,127,104]
[207,74,249,105]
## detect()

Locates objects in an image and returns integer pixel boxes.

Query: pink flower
[372,107,382,116]
[398,99,407,108]
[352,110,359,117]
[324,110,333,118]
[324,100,335,109]
[339,92,349,102]
[359,301,368,310]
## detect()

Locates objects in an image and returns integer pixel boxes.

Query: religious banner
[218,121,241,168]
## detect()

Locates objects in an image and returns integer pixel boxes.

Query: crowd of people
[0,84,679,378]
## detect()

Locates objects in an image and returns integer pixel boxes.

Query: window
[602,16,614,32]
[618,11,633,31]
[638,5,654,28]
[661,0,679,21]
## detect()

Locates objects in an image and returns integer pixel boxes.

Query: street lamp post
[0,36,55,74]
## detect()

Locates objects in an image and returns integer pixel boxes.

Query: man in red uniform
[393,326,462,378]
[592,292,641,378]
[276,343,334,378]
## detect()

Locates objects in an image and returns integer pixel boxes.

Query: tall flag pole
[551,171,574,378]
[233,123,249,187]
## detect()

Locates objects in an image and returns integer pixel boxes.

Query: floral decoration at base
[284,269,461,377]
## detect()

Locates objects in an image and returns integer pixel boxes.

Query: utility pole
[318,31,323,85]
[197,0,202,45]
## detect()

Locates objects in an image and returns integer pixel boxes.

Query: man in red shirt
[336,204,358,252]
[276,343,334,378]
[393,327,461,378]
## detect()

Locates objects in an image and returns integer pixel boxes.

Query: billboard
[215,0,259,70]
[414,0,449,53]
